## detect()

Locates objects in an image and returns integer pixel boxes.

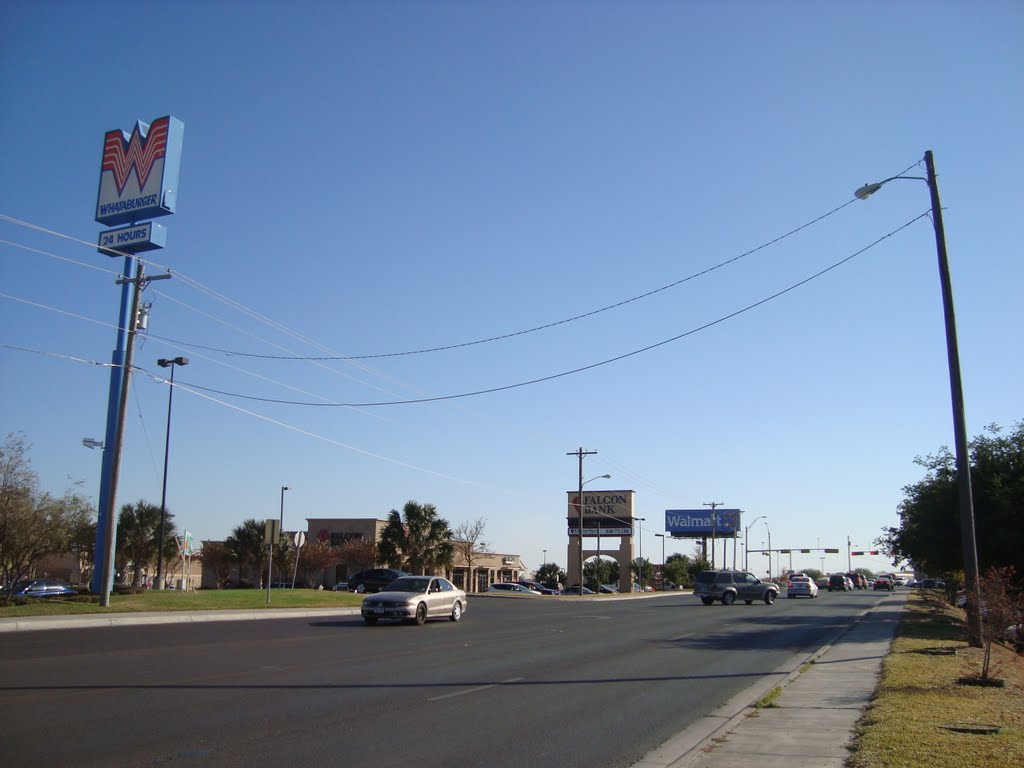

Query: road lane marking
[428,677,524,702]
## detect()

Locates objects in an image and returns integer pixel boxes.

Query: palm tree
[115,500,176,587]
[378,501,454,575]
[226,519,268,587]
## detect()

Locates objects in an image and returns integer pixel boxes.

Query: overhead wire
[172,212,930,408]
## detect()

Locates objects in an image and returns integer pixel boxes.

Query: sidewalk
[635,592,907,768]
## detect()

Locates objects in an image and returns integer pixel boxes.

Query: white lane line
[428,677,524,702]
[670,632,695,641]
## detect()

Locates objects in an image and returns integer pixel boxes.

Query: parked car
[487,582,541,596]
[345,568,410,593]
[828,574,850,592]
[787,576,818,599]
[360,576,466,625]
[560,585,595,595]
[693,570,779,606]
[9,579,77,598]
[873,577,894,591]
[517,580,559,595]
[599,584,619,594]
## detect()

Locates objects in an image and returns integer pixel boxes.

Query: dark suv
[345,568,409,593]
[693,570,779,606]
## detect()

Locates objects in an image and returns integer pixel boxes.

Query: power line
[168,213,929,408]
[125,196,865,361]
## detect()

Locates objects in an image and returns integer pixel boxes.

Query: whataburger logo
[101,116,169,196]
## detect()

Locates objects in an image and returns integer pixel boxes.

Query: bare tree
[452,517,490,592]
[0,433,94,602]
[338,537,377,575]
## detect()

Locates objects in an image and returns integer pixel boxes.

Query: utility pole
[568,448,597,595]
[704,501,723,568]
[98,263,171,606]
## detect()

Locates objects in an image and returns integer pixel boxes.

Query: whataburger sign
[95,115,184,227]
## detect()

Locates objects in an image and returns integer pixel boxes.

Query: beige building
[309,517,526,592]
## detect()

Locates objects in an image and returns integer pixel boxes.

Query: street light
[82,437,105,450]
[586,473,611,589]
[655,533,665,589]
[855,151,981,644]
[744,515,765,572]
[764,520,772,580]
[635,517,646,590]
[279,485,290,588]
[279,485,290,536]
[155,356,189,591]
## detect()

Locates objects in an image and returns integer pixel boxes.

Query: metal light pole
[765,521,772,580]
[586,474,611,590]
[567,448,597,595]
[279,485,290,587]
[655,533,665,589]
[279,485,290,536]
[155,356,189,590]
[855,150,981,644]
[635,517,646,590]
[704,501,723,568]
[744,515,765,572]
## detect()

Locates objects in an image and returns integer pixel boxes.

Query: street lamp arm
[854,174,928,199]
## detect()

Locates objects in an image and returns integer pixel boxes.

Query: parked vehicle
[517,580,559,595]
[360,576,466,625]
[8,579,77,598]
[487,582,541,596]
[693,570,779,606]
[560,585,594,595]
[345,568,410,593]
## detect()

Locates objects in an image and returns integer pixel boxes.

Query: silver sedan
[360,576,467,625]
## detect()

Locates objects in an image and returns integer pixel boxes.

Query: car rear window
[714,573,734,584]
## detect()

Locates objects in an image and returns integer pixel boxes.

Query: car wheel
[450,601,463,622]
[414,602,428,625]
[721,592,735,606]
[700,597,714,605]
[764,591,776,605]
[363,616,378,626]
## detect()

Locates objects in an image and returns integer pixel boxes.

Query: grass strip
[847,591,1024,768]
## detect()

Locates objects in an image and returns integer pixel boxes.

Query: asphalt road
[0,589,889,768]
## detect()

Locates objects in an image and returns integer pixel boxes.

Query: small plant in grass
[969,565,1024,682]
[755,686,783,709]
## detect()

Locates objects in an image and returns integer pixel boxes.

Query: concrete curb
[0,606,363,633]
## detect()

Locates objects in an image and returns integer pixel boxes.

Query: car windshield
[382,577,430,593]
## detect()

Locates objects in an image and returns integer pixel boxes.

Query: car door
[426,578,448,617]
[737,573,759,601]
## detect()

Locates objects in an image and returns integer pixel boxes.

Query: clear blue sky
[2,2,1021,578]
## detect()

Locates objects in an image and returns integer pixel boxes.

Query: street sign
[293,531,306,548]
[264,519,280,544]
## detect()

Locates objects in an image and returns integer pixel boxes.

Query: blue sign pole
[91,253,134,594]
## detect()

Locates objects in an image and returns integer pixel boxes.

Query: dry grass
[847,592,1024,767]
